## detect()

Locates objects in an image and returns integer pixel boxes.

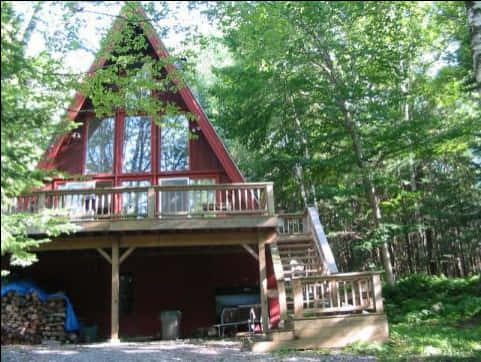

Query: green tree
[207,1,480,282]
[1,2,77,272]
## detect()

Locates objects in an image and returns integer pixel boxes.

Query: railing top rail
[152,183,271,191]
[29,182,273,196]
[293,271,384,283]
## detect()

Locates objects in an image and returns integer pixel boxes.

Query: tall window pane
[85,118,114,174]
[160,115,189,171]
[122,116,151,173]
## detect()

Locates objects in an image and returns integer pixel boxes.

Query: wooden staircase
[277,233,326,281]
[255,208,388,351]
[273,208,339,316]
[276,233,326,314]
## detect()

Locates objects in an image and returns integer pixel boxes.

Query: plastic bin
[160,310,182,340]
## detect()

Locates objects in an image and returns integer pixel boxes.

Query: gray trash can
[160,310,182,340]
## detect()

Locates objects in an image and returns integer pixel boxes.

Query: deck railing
[292,271,384,318]
[277,213,306,234]
[10,182,275,220]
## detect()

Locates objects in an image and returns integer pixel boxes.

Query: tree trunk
[466,1,481,91]
[342,108,395,285]
[425,228,437,275]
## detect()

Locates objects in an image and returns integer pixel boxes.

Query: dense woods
[199,1,481,280]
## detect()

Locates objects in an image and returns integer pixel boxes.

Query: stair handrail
[305,207,339,274]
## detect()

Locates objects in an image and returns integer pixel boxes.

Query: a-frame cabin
[8,4,388,350]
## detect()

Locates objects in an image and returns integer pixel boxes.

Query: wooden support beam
[241,244,258,261]
[96,248,112,264]
[258,233,269,332]
[119,247,136,264]
[269,243,288,324]
[111,239,120,343]
[37,230,264,251]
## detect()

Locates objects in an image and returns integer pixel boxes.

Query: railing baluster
[358,280,364,306]
[351,281,356,307]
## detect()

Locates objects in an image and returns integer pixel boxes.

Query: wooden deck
[12,182,276,235]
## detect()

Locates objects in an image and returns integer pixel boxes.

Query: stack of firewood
[1,292,73,345]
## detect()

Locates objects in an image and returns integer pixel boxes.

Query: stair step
[281,253,321,258]
[278,233,312,242]
[279,243,315,253]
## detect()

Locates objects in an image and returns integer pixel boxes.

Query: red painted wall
[18,247,260,339]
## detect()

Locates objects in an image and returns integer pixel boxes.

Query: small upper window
[122,116,151,173]
[160,115,189,172]
[85,118,115,174]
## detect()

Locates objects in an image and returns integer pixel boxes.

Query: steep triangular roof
[44,3,244,182]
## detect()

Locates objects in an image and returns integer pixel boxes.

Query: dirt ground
[1,340,377,361]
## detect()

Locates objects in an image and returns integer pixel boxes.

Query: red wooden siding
[20,248,261,338]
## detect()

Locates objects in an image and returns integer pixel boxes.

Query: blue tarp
[1,281,80,332]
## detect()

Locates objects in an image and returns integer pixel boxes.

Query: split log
[1,292,75,345]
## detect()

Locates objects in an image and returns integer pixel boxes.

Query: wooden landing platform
[250,313,389,352]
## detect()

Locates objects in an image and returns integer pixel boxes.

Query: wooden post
[37,193,46,212]
[372,273,384,313]
[148,187,156,218]
[111,239,120,343]
[293,279,303,318]
[258,234,269,332]
[269,244,288,324]
[266,183,275,215]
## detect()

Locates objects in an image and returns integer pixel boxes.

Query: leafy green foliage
[346,275,481,360]
[1,2,77,273]
[205,1,481,277]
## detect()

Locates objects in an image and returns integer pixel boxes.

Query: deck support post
[110,238,120,343]
[258,233,269,332]
[372,273,384,313]
[269,243,288,325]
